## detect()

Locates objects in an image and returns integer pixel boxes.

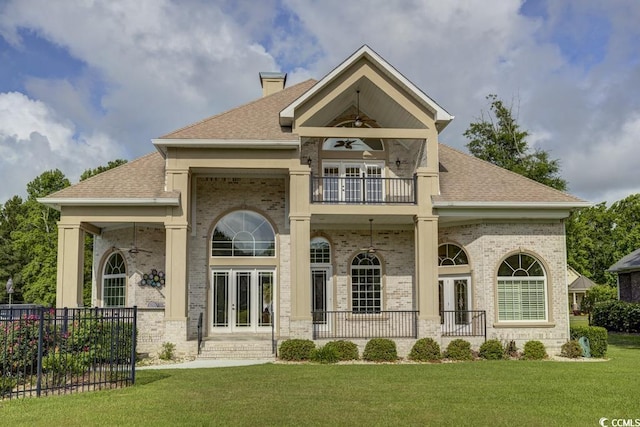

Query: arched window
[351,253,382,313]
[438,243,469,266]
[211,211,275,257]
[310,237,331,264]
[497,253,547,321]
[103,252,126,307]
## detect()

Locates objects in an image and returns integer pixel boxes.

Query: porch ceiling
[310,213,416,228]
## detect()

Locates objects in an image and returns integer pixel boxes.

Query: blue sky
[0,0,639,205]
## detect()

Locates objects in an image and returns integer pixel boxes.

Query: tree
[566,193,640,286]
[12,170,70,305]
[464,94,567,191]
[0,196,26,303]
[80,159,127,181]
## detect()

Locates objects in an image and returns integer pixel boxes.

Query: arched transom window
[310,237,331,264]
[497,253,547,321]
[103,252,126,307]
[438,244,469,266]
[212,211,275,257]
[351,253,382,313]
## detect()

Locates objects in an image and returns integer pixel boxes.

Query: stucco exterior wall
[438,221,569,351]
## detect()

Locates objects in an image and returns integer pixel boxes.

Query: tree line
[0,160,127,305]
[1,94,636,305]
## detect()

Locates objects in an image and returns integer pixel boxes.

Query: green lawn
[2,336,640,426]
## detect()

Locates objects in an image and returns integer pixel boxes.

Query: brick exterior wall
[92,184,571,356]
[189,176,289,338]
[439,221,570,352]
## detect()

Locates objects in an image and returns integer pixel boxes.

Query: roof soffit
[280,45,453,129]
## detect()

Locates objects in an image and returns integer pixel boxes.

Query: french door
[211,269,274,333]
[311,267,333,332]
[322,161,384,203]
[439,277,472,333]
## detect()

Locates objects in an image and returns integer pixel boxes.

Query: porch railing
[197,312,203,355]
[440,310,486,339]
[310,175,417,204]
[311,310,418,339]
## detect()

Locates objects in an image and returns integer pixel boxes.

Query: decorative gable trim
[279,45,453,128]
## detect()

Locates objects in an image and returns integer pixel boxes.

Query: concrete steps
[197,336,276,360]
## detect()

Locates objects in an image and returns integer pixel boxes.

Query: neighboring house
[608,248,640,303]
[39,46,589,357]
[567,266,596,313]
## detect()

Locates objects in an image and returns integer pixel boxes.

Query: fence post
[36,307,45,397]
[131,306,137,384]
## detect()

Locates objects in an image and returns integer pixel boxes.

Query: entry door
[322,162,384,203]
[439,277,471,333]
[311,268,333,331]
[211,269,274,333]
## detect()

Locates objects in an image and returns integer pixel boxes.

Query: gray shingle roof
[609,248,640,273]
[161,79,317,140]
[42,152,177,201]
[41,82,587,209]
[436,144,585,204]
[568,275,597,291]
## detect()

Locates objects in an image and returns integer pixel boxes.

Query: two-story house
[40,46,588,358]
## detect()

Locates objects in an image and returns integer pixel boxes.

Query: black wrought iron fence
[440,310,486,339]
[0,306,137,400]
[312,310,418,339]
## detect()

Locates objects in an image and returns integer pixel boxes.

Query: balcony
[310,175,416,204]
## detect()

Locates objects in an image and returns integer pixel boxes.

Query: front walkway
[137,358,274,370]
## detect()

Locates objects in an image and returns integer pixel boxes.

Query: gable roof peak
[279,44,453,128]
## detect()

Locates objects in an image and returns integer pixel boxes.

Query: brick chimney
[259,72,287,97]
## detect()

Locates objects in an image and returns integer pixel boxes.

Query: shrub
[504,340,519,358]
[0,312,56,376]
[445,339,473,361]
[0,376,17,397]
[311,345,339,364]
[479,339,505,360]
[42,349,90,385]
[279,339,316,361]
[560,340,583,359]
[408,338,442,362]
[581,285,617,314]
[323,340,359,361]
[570,326,608,358]
[592,300,640,333]
[363,338,397,362]
[159,342,176,361]
[522,340,547,360]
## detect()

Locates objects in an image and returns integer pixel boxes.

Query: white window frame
[351,252,382,313]
[321,161,385,203]
[497,253,548,322]
[102,252,127,307]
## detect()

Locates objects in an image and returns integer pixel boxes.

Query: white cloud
[0,92,124,202]
[0,0,639,205]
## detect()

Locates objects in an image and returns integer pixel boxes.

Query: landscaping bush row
[591,300,640,334]
[569,325,608,358]
[278,337,575,363]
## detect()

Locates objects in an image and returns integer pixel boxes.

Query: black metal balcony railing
[310,175,416,204]
[440,310,486,339]
[312,310,418,339]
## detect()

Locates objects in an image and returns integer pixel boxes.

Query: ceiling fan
[360,218,384,254]
[344,90,377,128]
[118,223,152,254]
[334,139,356,149]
